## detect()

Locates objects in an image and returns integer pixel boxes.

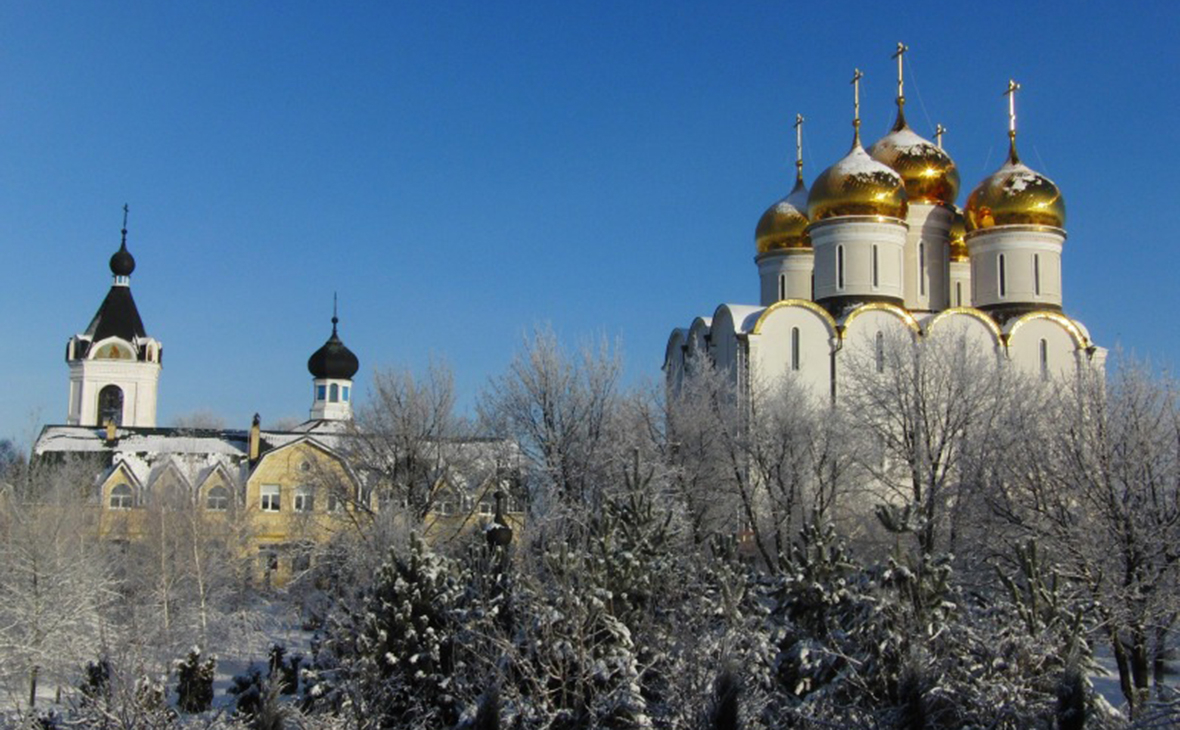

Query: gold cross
[1003,79,1021,139]
[892,42,908,103]
[935,124,946,149]
[793,113,804,177]
[851,68,864,142]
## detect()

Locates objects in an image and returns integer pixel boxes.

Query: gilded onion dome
[868,108,959,205]
[808,143,907,221]
[948,208,968,262]
[964,142,1065,231]
[755,176,810,254]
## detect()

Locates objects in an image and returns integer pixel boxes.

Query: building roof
[83,285,148,343]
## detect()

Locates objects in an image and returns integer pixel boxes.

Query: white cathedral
[664,53,1105,398]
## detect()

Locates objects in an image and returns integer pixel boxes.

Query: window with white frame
[327,492,343,513]
[110,483,134,510]
[479,500,494,516]
[294,487,314,513]
[260,484,281,512]
[206,485,230,511]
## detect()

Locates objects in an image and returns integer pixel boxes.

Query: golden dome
[965,143,1065,231]
[755,176,810,254]
[808,143,908,222]
[868,110,960,205]
[948,208,968,262]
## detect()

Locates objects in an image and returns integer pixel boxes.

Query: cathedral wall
[748,305,834,399]
[1006,315,1085,380]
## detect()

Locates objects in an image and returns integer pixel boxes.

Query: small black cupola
[109,204,136,278]
[307,307,359,381]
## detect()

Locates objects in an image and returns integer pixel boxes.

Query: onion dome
[964,142,1065,231]
[868,108,959,205]
[308,316,359,380]
[755,176,810,254]
[110,208,136,277]
[110,241,135,277]
[808,144,907,221]
[948,208,968,262]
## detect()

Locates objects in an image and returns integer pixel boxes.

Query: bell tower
[66,207,163,428]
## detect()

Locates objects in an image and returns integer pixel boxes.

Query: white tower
[754,114,814,305]
[965,81,1066,321]
[307,302,359,421]
[808,69,909,315]
[66,208,162,428]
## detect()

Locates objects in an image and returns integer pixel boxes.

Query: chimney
[249,413,261,464]
[104,419,118,446]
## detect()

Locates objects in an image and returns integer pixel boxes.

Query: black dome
[308,317,359,380]
[110,240,135,277]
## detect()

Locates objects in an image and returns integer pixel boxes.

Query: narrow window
[329,383,339,402]
[260,484,281,512]
[872,245,879,288]
[327,493,343,513]
[875,331,885,374]
[1040,338,1049,379]
[791,327,801,371]
[294,487,314,513]
[778,274,785,301]
[919,242,926,296]
[1034,254,1041,296]
[316,385,327,401]
[810,272,815,300]
[998,254,1007,298]
[955,281,963,307]
[110,483,134,510]
[837,245,845,290]
[206,486,230,511]
[342,385,350,402]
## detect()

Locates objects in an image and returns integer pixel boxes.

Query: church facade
[665,57,1104,399]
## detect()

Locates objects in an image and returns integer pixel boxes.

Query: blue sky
[2,2,1177,441]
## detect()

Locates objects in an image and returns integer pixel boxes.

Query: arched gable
[840,302,920,337]
[687,317,712,361]
[749,300,837,397]
[664,328,687,373]
[923,307,1003,350]
[710,304,763,381]
[1005,311,1090,378]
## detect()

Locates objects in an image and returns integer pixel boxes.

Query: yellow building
[35,220,523,585]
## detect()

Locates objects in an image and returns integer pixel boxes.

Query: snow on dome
[808,144,908,221]
[868,122,960,205]
[755,177,811,254]
[964,152,1065,231]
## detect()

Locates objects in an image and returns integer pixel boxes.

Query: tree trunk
[28,665,38,708]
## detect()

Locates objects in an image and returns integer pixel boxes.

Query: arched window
[875,331,885,374]
[778,274,785,301]
[791,327,801,371]
[871,245,879,288]
[955,281,963,307]
[329,383,339,402]
[837,245,845,290]
[1040,338,1049,379]
[316,384,327,401]
[998,254,1007,298]
[98,385,124,426]
[1034,254,1041,296]
[110,483,134,510]
[206,486,230,511]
